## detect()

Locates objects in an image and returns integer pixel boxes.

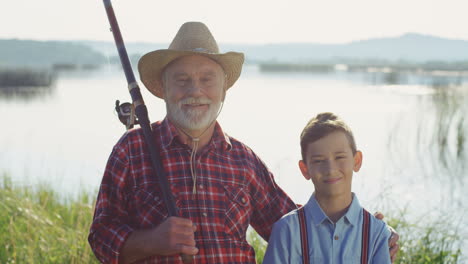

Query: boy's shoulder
[272,207,302,229]
[361,207,387,227]
[348,194,389,234]
[268,207,304,241]
[360,207,391,241]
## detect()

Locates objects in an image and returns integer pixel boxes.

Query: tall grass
[0,176,98,263]
[0,175,464,263]
[386,211,464,264]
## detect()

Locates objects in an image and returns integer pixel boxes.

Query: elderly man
[88,22,398,263]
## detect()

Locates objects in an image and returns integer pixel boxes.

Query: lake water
[1,64,467,256]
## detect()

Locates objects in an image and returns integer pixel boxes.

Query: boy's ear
[299,160,311,180]
[353,151,363,172]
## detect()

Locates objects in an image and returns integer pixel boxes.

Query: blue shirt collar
[305,192,362,227]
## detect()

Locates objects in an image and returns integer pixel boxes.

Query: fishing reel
[115,100,139,130]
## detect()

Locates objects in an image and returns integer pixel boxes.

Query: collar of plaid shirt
[160,117,232,152]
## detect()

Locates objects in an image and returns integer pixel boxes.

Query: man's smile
[182,103,209,110]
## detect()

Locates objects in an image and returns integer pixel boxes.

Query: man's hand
[120,216,198,264]
[374,212,400,263]
[152,216,198,256]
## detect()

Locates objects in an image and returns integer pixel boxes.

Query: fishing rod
[102,1,192,263]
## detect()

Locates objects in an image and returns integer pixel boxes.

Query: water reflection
[0,84,55,101]
[0,65,105,101]
[429,84,467,177]
[0,68,56,101]
[366,70,468,86]
[387,81,467,205]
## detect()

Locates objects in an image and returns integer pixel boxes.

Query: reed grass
[0,68,54,87]
[385,210,464,264]
[0,176,98,263]
[0,175,464,263]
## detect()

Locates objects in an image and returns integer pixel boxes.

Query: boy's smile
[323,177,343,184]
[299,131,362,200]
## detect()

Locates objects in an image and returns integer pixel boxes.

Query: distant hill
[0,39,106,67]
[224,33,468,63]
[3,33,468,67]
[79,33,468,64]
[77,40,167,57]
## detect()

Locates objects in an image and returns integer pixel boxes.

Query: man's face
[299,131,362,199]
[162,55,226,132]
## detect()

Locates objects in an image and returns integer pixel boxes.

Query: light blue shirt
[263,193,391,264]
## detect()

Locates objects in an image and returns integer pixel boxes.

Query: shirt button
[199,184,204,190]
[202,212,207,217]
[241,197,246,204]
[334,235,339,240]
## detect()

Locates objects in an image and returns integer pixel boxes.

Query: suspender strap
[361,209,371,264]
[298,207,310,264]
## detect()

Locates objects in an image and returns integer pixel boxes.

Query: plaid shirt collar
[160,117,232,151]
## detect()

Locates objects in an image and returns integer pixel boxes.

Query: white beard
[166,97,222,131]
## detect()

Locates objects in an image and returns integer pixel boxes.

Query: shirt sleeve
[371,221,392,264]
[263,217,300,264]
[248,154,297,240]
[88,136,134,264]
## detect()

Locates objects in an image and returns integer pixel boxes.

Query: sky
[1,0,468,44]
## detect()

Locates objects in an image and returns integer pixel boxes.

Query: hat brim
[138,50,244,99]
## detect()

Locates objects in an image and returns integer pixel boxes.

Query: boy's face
[299,131,363,199]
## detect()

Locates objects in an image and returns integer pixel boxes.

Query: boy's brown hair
[300,112,357,160]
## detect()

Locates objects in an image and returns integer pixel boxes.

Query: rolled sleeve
[88,219,134,263]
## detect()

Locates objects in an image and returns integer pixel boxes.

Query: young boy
[263,112,391,264]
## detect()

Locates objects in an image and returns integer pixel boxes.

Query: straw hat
[138,22,245,99]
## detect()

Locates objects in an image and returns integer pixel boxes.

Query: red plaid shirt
[88,118,296,263]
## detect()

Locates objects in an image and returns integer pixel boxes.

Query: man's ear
[353,151,363,172]
[299,160,311,180]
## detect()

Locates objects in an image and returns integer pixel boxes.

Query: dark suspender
[361,209,371,264]
[297,207,371,264]
[297,207,310,264]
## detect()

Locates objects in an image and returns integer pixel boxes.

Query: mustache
[180,97,212,105]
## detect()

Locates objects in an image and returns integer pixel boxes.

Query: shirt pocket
[223,183,251,240]
[132,185,168,228]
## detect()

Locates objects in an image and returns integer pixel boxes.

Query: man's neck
[315,192,353,223]
[173,122,217,151]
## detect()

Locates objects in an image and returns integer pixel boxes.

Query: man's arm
[248,154,297,240]
[88,191,134,263]
[88,148,135,263]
